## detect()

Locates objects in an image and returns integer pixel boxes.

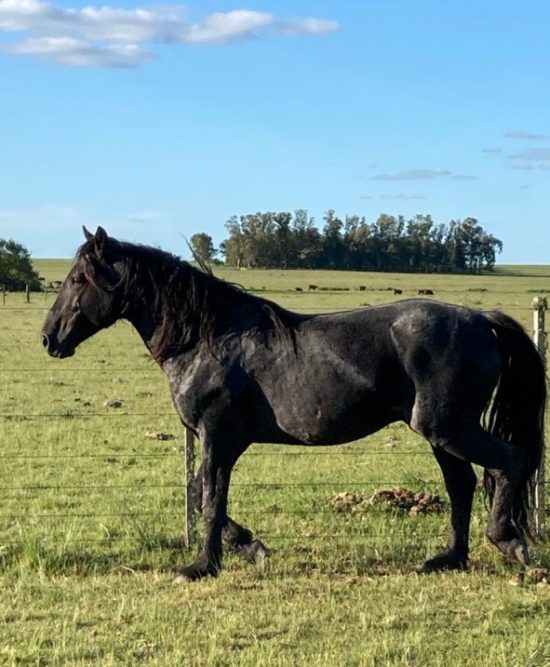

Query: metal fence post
[532,296,547,539]
[183,427,197,548]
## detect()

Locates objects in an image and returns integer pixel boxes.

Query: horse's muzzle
[41,333,74,358]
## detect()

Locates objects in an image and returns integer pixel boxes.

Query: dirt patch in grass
[331,487,445,516]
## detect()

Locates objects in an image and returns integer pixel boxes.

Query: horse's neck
[122,269,273,361]
[122,280,168,358]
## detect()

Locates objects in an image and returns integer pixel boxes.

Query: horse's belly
[253,342,408,446]
[271,390,394,446]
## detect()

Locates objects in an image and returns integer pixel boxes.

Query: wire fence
[0,298,548,555]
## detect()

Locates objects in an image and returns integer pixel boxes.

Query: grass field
[1,260,549,665]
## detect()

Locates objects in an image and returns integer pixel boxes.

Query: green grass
[1,264,549,665]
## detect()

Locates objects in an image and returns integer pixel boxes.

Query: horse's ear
[94,226,108,259]
[82,226,94,241]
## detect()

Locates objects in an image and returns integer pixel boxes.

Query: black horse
[42,227,546,580]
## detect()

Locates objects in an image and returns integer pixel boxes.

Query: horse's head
[41,226,125,358]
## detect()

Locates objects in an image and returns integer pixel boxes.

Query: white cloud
[510,148,550,161]
[504,130,550,140]
[508,147,550,172]
[185,10,273,44]
[0,2,188,41]
[369,168,477,182]
[379,193,426,200]
[370,169,451,181]
[279,17,340,36]
[0,1,340,67]
[5,36,154,67]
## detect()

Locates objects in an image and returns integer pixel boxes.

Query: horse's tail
[482,310,546,542]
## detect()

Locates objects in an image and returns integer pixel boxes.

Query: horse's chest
[162,357,228,428]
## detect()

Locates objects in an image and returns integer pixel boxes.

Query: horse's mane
[77,238,297,361]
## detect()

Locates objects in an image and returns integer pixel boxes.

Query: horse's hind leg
[421,448,477,572]
[483,462,530,565]
[429,428,529,566]
[191,463,269,566]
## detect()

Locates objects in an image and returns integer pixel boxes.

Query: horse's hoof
[239,539,270,569]
[243,540,270,570]
[174,560,220,582]
[418,550,468,573]
[495,537,530,566]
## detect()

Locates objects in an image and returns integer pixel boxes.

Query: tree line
[0,208,504,293]
[191,210,503,273]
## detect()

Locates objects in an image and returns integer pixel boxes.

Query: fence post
[183,427,197,548]
[2,285,5,306]
[25,284,30,304]
[532,296,547,539]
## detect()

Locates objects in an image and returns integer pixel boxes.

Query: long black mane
[77,238,297,361]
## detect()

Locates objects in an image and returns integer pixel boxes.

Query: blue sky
[0,0,549,262]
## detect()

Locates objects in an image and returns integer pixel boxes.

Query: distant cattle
[418,289,434,296]
[308,284,318,291]
[359,286,366,291]
[393,288,403,295]
[295,287,303,292]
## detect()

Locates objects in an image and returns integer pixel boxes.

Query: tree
[273,211,294,268]
[321,209,345,268]
[373,214,405,270]
[0,238,42,291]
[292,209,321,268]
[189,233,216,265]
[479,232,503,270]
[346,219,373,269]
[221,216,245,268]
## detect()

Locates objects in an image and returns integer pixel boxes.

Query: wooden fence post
[183,427,197,548]
[25,284,30,304]
[532,296,547,539]
[2,285,5,306]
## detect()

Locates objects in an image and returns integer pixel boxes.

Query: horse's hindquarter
[247,308,415,445]
[389,300,501,431]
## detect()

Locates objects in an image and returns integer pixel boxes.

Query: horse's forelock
[76,240,127,293]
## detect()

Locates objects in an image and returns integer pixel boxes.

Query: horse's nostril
[41,334,50,349]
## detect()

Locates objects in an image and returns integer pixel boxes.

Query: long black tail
[482,310,546,541]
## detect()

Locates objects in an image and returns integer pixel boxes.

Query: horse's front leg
[176,437,234,581]
[191,462,269,566]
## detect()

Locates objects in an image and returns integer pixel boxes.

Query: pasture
[1,260,550,666]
